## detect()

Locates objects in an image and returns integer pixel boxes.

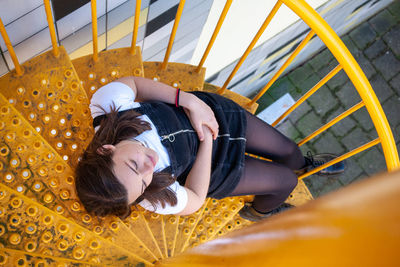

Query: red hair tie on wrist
[175,88,181,107]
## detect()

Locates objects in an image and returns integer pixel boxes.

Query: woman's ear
[96,144,116,155]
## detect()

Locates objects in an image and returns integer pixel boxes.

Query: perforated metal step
[0,47,92,168]
[143,62,206,92]
[72,47,145,100]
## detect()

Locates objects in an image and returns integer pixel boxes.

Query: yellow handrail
[91,0,98,62]
[161,0,186,70]
[298,138,381,180]
[196,0,233,73]
[0,18,23,75]
[249,30,315,105]
[43,0,59,57]
[281,0,399,171]
[298,101,365,146]
[218,0,283,94]
[272,64,343,127]
[130,0,142,55]
[161,168,400,266]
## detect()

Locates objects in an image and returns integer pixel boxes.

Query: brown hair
[75,103,177,219]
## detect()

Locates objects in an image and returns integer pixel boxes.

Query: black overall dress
[93,91,247,199]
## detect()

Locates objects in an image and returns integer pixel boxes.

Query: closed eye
[125,160,138,175]
[130,159,138,171]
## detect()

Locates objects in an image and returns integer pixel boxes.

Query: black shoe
[302,151,346,176]
[239,202,294,222]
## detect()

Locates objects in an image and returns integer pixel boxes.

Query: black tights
[229,111,305,213]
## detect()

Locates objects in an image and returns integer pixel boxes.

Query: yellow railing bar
[218,0,283,94]
[0,18,23,75]
[282,0,399,171]
[245,152,272,162]
[298,101,365,146]
[91,0,98,62]
[43,0,59,57]
[272,64,343,127]
[161,0,186,70]
[130,0,141,55]
[249,30,315,105]
[298,138,381,180]
[196,0,232,73]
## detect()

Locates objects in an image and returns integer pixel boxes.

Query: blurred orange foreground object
[159,169,400,267]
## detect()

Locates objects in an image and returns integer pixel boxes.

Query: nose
[141,158,154,175]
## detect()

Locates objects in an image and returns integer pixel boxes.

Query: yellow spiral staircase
[0,0,398,266]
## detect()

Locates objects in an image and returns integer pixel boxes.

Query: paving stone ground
[256,1,400,198]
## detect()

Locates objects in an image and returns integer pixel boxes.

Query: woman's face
[100,140,158,204]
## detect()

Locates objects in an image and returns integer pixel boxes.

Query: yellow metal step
[0,182,150,266]
[286,180,314,206]
[186,197,245,249]
[0,247,96,267]
[215,212,254,239]
[202,83,258,114]
[141,209,168,259]
[72,47,145,100]
[0,46,92,168]
[173,199,210,256]
[163,215,180,257]
[123,206,165,260]
[143,62,206,92]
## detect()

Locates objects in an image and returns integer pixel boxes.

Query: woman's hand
[181,93,219,141]
[121,77,219,140]
[201,124,214,143]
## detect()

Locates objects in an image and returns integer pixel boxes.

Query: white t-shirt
[89,81,188,214]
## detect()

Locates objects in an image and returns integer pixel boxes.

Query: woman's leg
[229,155,298,213]
[228,111,303,213]
[244,111,305,170]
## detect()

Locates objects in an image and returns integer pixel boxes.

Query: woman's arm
[176,126,213,215]
[115,76,219,141]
